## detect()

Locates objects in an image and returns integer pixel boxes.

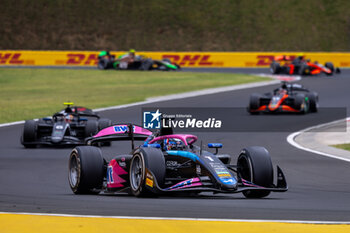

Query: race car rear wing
[274,82,311,94]
[86,123,152,149]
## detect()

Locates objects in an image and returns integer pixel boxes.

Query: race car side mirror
[208,143,222,155]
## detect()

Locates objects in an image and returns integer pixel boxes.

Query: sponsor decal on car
[113,125,135,133]
[145,171,154,188]
[218,173,231,177]
[146,178,153,188]
[221,178,235,185]
[107,166,114,184]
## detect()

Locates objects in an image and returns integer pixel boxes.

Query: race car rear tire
[248,93,261,114]
[98,118,112,130]
[140,59,153,70]
[97,58,109,70]
[237,146,273,198]
[85,120,98,137]
[270,62,281,74]
[98,118,112,146]
[298,63,307,75]
[306,92,318,112]
[325,62,334,75]
[294,94,309,114]
[68,146,105,194]
[22,120,37,148]
[129,148,165,197]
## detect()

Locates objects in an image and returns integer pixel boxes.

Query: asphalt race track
[0,69,350,221]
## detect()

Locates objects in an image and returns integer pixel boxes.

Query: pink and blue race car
[68,124,287,198]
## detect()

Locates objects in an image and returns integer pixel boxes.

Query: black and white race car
[248,82,319,114]
[21,103,112,148]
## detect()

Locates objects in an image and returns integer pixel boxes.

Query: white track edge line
[0,79,279,128]
[287,117,350,163]
[0,212,349,225]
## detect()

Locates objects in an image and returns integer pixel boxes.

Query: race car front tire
[68,146,105,194]
[129,148,165,197]
[22,120,37,148]
[248,94,261,114]
[270,62,281,74]
[306,92,318,112]
[325,62,334,75]
[237,146,273,198]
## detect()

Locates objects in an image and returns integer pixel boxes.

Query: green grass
[0,68,268,123]
[332,143,350,151]
[1,0,349,51]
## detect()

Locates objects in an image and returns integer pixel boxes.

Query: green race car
[97,50,180,71]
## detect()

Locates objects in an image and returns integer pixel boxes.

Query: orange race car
[248,82,318,114]
[270,55,340,76]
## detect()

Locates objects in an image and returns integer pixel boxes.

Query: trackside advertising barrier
[0,51,349,68]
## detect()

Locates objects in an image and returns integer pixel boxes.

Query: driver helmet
[163,138,183,150]
[278,89,287,95]
[65,106,73,113]
[129,49,136,57]
[281,83,287,89]
[297,53,305,60]
[99,51,108,57]
[64,114,74,123]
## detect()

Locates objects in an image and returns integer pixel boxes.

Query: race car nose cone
[51,136,62,143]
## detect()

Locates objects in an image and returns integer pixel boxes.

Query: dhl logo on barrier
[0,51,349,67]
[55,53,221,66]
[161,54,222,66]
[56,54,99,65]
[0,52,34,65]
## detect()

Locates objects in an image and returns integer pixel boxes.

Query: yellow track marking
[1,213,349,233]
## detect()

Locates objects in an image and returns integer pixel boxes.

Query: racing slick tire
[97,58,109,70]
[85,120,98,137]
[325,62,334,75]
[140,59,153,70]
[129,148,166,197]
[306,92,318,112]
[68,146,105,194]
[294,94,309,114]
[298,63,308,75]
[270,62,281,74]
[248,93,261,114]
[98,118,112,131]
[237,146,273,198]
[22,120,37,148]
[98,118,112,146]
